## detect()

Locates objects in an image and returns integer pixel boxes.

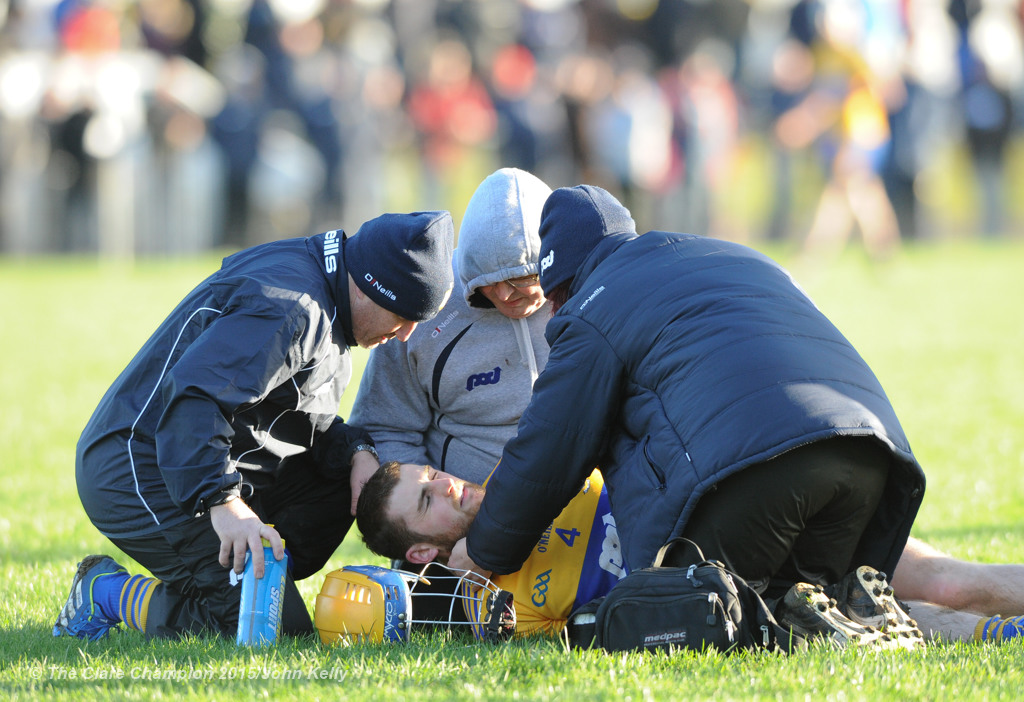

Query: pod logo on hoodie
[466,367,501,391]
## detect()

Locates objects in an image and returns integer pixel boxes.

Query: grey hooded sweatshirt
[349,168,552,486]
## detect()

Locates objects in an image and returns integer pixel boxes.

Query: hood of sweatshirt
[455,168,552,308]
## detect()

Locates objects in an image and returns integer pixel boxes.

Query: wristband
[197,488,240,515]
[351,443,379,461]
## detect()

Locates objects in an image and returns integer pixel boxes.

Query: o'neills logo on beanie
[345,211,455,323]
[364,273,397,301]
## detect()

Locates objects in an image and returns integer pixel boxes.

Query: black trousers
[667,436,891,602]
[108,459,353,639]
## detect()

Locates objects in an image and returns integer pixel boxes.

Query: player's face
[478,275,546,319]
[387,464,485,548]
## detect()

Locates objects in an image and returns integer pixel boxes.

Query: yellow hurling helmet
[315,565,413,644]
[315,563,515,644]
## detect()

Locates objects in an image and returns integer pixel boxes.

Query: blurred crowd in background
[0,0,1022,258]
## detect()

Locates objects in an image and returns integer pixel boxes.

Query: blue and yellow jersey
[463,468,629,638]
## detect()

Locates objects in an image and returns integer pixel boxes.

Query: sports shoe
[53,555,127,641]
[777,582,894,649]
[825,565,924,649]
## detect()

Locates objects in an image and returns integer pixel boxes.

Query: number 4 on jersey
[556,527,581,547]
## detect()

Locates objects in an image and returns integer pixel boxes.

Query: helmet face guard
[315,563,516,645]
[408,562,516,642]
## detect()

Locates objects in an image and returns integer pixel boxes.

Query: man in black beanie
[449,185,928,646]
[54,211,454,642]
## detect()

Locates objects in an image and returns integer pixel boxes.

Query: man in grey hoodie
[349,168,552,487]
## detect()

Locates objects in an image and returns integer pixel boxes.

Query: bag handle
[652,537,708,568]
[652,537,807,654]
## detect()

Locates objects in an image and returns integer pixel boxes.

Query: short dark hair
[356,461,430,561]
[547,278,574,314]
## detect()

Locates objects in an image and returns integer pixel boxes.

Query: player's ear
[405,543,440,564]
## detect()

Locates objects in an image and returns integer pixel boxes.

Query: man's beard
[434,482,485,557]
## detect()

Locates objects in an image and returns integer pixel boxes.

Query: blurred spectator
[780,0,902,263]
[552,49,612,190]
[331,9,416,228]
[138,0,208,66]
[643,0,751,70]
[487,42,574,186]
[951,0,1022,238]
[208,43,266,247]
[208,0,342,246]
[42,0,152,256]
[488,43,541,172]
[45,0,124,253]
[142,55,226,254]
[881,0,961,241]
[765,36,817,242]
[1,0,1021,256]
[660,37,741,239]
[581,43,672,232]
[406,36,496,218]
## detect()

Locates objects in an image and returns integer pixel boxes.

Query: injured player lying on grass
[345,461,1024,646]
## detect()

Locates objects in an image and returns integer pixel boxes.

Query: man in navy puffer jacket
[449,185,926,627]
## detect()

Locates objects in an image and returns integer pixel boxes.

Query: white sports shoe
[777,582,900,650]
[825,566,924,650]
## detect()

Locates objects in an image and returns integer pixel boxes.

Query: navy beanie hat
[345,211,455,322]
[538,185,636,296]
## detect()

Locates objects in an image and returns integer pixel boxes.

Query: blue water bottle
[236,527,287,646]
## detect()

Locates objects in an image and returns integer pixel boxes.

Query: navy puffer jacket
[467,229,925,574]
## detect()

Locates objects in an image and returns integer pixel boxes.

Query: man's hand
[210,498,283,578]
[447,538,492,583]
[349,450,380,515]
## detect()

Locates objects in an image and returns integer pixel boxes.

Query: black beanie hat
[538,185,636,296]
[345,211,455,322]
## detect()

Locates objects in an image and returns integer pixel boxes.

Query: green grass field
[2,242,1024,700]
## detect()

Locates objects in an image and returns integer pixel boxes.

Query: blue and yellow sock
[117,574,160,633]
[92,571,129,621]
[975,614,1024,642]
